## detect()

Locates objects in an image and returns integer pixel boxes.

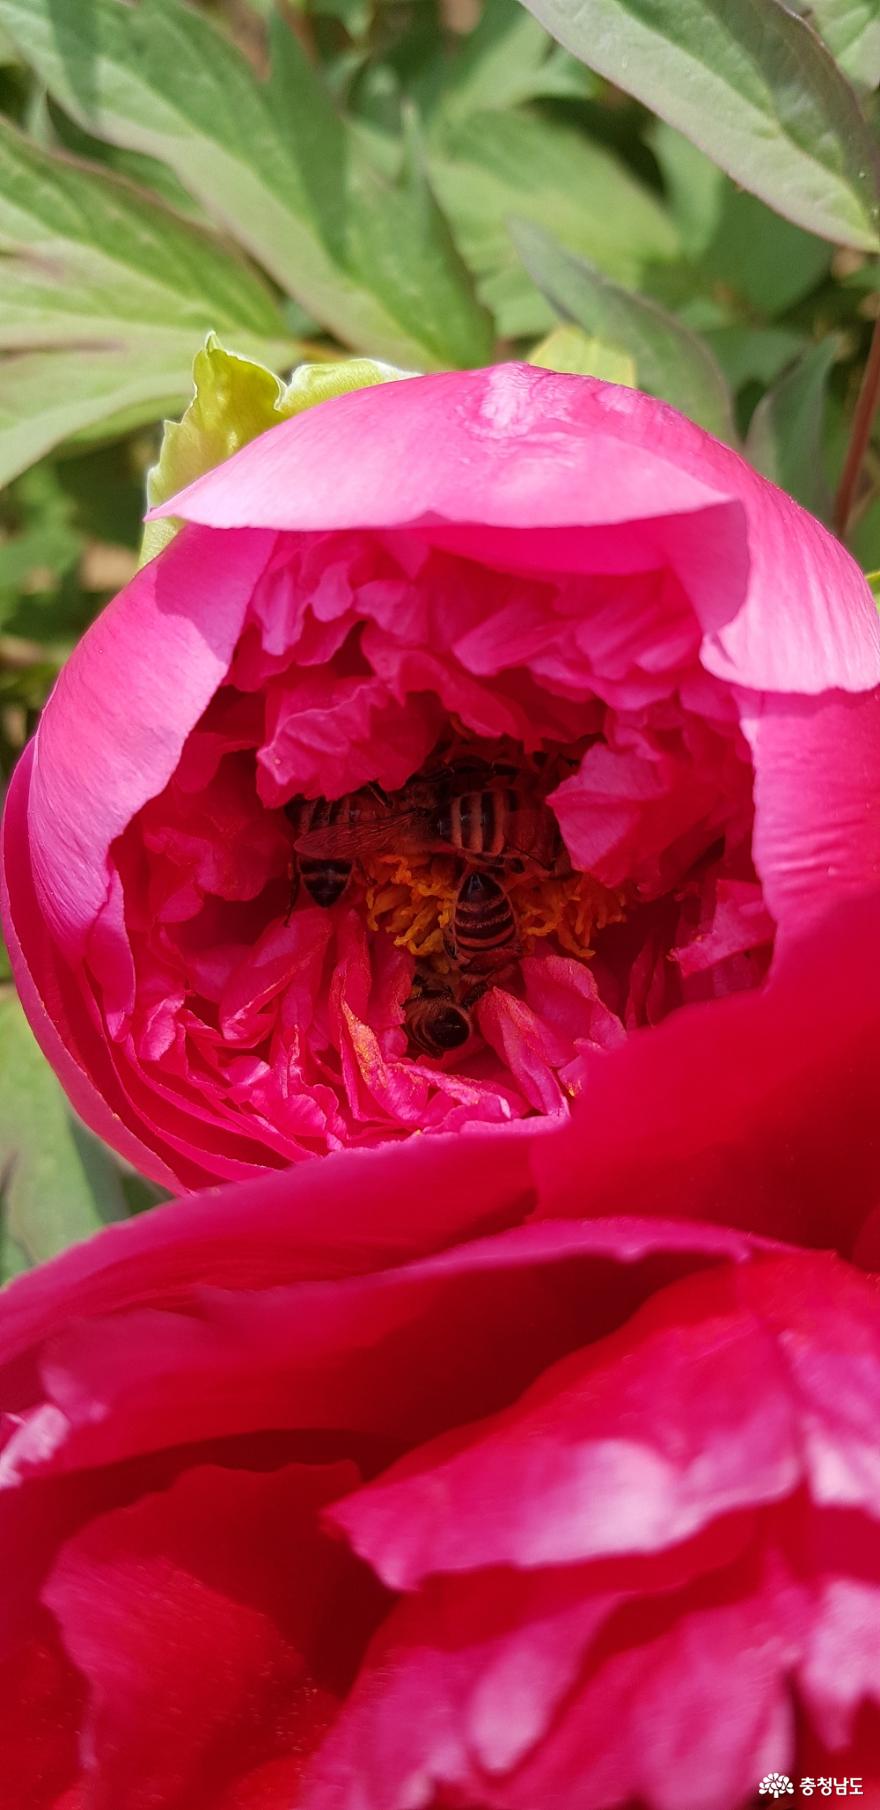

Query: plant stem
[834,312,880,541]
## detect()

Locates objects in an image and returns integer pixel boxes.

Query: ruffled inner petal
[79,526,772,1163]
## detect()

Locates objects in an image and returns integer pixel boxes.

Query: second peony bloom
[3,364,880,1188]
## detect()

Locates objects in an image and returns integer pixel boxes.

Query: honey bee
[448,868,520,992]
[433,786,566,874]
[290,760,566,877]
[286,752,570,929]
[285,784,400,906]
[404,968,473,1057]
[406,753,519,803]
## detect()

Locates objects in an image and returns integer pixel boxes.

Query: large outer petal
[301,1521,877,1810]
[0,1217,761,1488]
[743,687,880,937]
[0,1123,538,1368]
[151,365,880,696]
[306,1256,880,1810]
[535,890,880,1250]
[2,897,877,1374]
[24,523,276,958]
[299,1558,795,1810]
[1,745,186,1190]
[44,1462,356,1810]
[0,524,279,1188]
[2,742,279,1191]
[0,976,876,1810]
[332,1257,880,1587]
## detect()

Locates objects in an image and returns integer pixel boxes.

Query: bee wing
[294,809,433,859]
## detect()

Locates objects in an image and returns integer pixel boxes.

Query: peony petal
[301,1535,805,1810]
[26,524,276,958]
[310,1516,880,1810]
[45,1463,357,1810]
[534,889,880,1253]
[331,1255,880,1589]
[309,1255,880,1810]
[0,1616,85,1809]
[672,877,774,977]
[300,1567,626,1810]
[0,1214,763,1485]
[152,366,880,695]
[742,686,880,938]
[1,748,187,1190]
[152,368,734,534]
[0,1125,539,1372]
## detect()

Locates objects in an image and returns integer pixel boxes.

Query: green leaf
[0,0,492,370]
[646,118,724,261]
[141,336,409,565]
[529,323,637,386]
[513,219,735,441]
[850,495,880,571]
[1,348,193,492]
[430,107,681,338]
[413,0,596,123]
[649,122,832,315]
[745,338,841,518]
[790,1,880,89]
[0,463,81,625]
[0,118,291,355]
[697,188,832,315]
[0,116,302,483]
[48,101,206,218]
[705,324,807,392]
[519,0,880,251]
[0,987,126,1279]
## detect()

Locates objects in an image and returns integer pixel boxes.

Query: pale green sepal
[140,338,410,566]
[282,357,414,413]
[529,323,636,387]
[864,570,880,609]
[141,336,294,566]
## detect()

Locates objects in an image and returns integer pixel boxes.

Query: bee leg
[284,856,300,925]
[461,979,489,1010]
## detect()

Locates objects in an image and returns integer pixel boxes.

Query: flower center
[363,855,623,976]
[285,731,624,1056]
[109,523,773,1157]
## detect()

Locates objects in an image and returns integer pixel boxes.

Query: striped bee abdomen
[452,869,518,960]
[286,796,354,906]
[404,965,473,1057]
[436,788,518,858]
[298,859,350,906]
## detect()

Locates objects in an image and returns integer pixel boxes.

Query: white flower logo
[759,1777,794,1799]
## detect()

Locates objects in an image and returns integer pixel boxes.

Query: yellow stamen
[364,854,459,971]
[361,851,624,980]
[509,867,624,960]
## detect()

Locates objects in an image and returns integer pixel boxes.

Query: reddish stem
[834,311,880,541]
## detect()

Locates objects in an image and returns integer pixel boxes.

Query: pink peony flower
[3,366,879,1187]
[2,897,880,1807]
